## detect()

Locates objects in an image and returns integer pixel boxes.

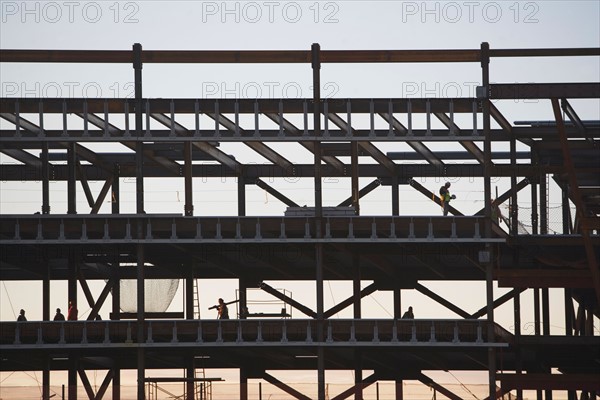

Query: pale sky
[1,0,599,394]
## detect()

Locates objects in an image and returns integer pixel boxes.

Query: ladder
[193,278,201,319]
[194,364,212,400]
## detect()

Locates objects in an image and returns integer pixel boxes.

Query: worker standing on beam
[217,298,229,320]
[439,182,456,216]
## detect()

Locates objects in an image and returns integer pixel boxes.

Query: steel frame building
[0,43,599,399]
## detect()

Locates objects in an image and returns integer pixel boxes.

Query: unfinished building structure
[0,44,599,399]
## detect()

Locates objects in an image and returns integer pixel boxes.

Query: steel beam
[206,112,295,171]
[561,99,587,133]
[184,142,193,216]
[0,148,42,167]
[134,43,144,218]
[378,112,444,167]
[67,143,77,214]
[76,160,95,208]
[481,42,497,400]
[96,370,115,400]
[415,283,471,319]
[475,178,529,216]
[259,282,317,318]
[434,112,486,163]
[552,98,600,304]
[4,163,590,181]
[254,179,299,208]
[323,283,377,319]
[499,373,600,391]
[327,113,397,173]
[90,176,114,214]
[150,112,241,174]
[470,288,527,318]
[3,47,598,64]
[0,48,480,64]
[86,279,115,321]
[330,373,378,400]
[417,373,463,400]
[264,112,346,173]
[79,112,180,175]
[490,83,600,99]
[351,141,359,215]
[337,179,381,208]
[4,96,599,115]
[78,368,96,400]
[261,372,311,400]
[489,48,600,57]
[77,270,96,313]
[41,142,50,214]
[387,150,530,161]
[408,179,464,216]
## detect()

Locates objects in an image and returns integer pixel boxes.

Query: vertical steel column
[68,355,77,400]
[113,363,121,400]
[43,270,50,321]
[540,173,548,235]
[186,357,195,400]
[485,262,496,399]
[133,43,146,400]
[395,382,403,400]
[68,249,77,314]
[184,142,194,216]
[240,368,248,400]
[133,43,144,214]
[534,288,541,335]
[112,257,120,320]
[543,310,553,400]
[393,288,401,319]
[391,176,399,216]
[531,177,539,235]
[312,46,322,223]
[565,285,575,400]
[481,43,492,234]
[510,125,518,236]
[481,42,496,400]
[354,349,363,400]
[41,142,50,214]
[112,165,120,214]
[542,288,550,335]
[312,42,326,400]
[43,357,50,400]
[67,142,77,214]
[562,186,570,234]
[112,251,121,399]
[351,141,359,215]
[238,174,246,216]
[186,269,194,320]
[394,288,402,399]
[136,243,145,400]
[353,253,362,400]
[565,288,573,336]
[239,277,248,319]
[514,288,523,400]
[353,254,361,318]
[534,287,542,400]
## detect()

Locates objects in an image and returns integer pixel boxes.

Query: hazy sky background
[1,0,599,394]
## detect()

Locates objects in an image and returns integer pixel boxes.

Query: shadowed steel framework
[1,44,599,400]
